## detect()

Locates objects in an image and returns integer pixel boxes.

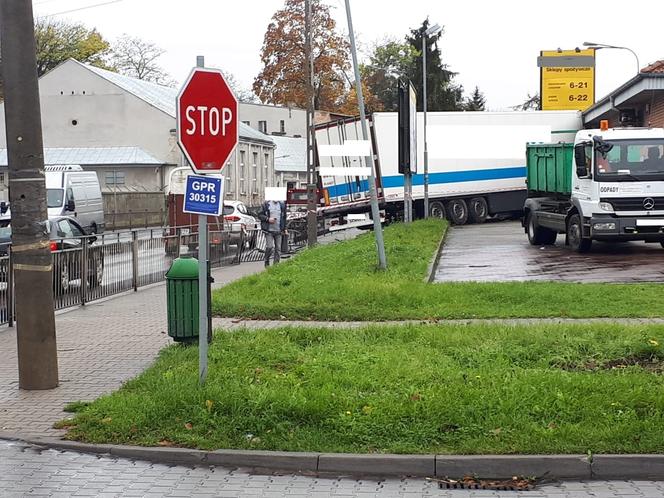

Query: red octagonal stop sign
[177,68,238,174]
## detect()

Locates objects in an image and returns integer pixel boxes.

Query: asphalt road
[434,220,664,283]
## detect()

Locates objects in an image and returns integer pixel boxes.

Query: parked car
[49,216,104,292]
[0,216,103,292]
[223,201,260,246]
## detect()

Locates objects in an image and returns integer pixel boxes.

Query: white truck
[524,124,664,252]
[0,165,104,234]
[306,110,582,228]
[45,165,105,234]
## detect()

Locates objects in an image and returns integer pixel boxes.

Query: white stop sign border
[176,67,239,175]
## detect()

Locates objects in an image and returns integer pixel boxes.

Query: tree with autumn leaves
[253,0,382,114]
[254,1,485,115]
[253,0,347,111]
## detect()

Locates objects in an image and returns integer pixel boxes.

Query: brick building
[583,60,664,128]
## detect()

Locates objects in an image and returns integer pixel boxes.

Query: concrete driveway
[433,220,664,283]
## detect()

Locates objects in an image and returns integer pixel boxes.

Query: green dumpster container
[165,256,200,342]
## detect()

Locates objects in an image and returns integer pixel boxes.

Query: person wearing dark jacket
[257,199,287,267]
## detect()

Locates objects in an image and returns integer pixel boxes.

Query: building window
[264,153,270,186]
[280,120,285,134]
[242,120,250,126]
[225,161,233,194]
[258,120,267,134]
[252,152,259,193]
[105,171,125,186]
[240,150,246,194]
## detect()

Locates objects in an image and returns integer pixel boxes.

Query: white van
[46,165,105,234]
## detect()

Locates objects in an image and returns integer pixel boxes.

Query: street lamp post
[422,23,442,219]
[582,42,641,74]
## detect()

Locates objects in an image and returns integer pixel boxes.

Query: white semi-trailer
[304,110,582,228]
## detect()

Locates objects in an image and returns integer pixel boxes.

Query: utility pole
[422,23,442,219]
[0,0,59,389]
[305,0,318,247]
[344,0,387,270]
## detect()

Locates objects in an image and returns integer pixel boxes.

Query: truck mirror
[574,144,589,177]
[66,199,76,212]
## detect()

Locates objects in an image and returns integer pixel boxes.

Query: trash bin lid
[165,256,199,279]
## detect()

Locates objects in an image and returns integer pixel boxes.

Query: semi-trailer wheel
[446,199,468,225]
[567,214,592,253]
[469,197,488,224]
[526,212,556,245]
[429,201,446,219]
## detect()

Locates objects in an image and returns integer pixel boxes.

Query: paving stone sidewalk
[2,440,663,498]
[0,262,264,438]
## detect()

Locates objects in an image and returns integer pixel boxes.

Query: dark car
[49,217,104,292]
[0,219,10,256]
[0,216,103,292]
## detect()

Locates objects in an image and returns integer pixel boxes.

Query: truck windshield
[596,139,664,181]
[47,188,64,208]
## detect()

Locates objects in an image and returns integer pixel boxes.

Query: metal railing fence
[0,225,244,325]
[0,223,307,325]
[238,222,307,264]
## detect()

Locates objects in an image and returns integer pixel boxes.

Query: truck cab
[524,124,664,252]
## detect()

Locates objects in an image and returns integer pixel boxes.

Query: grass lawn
[212,220,664,320]
[61,323,664,454]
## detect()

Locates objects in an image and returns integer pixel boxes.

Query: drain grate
[427,476,536,491]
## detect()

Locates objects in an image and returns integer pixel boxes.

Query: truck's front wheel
[567,214,592,253]
[526,212,557,245]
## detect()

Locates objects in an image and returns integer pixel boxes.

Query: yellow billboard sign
[539,49,595,111]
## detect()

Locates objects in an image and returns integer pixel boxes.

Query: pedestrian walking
[258,198,287,267]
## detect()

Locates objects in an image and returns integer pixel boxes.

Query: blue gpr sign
[183,174,224,216]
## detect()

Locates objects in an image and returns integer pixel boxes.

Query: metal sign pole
[195,55,209,386]
[344,0,387,269]
[423,34,429,219]
[404,171,412,222]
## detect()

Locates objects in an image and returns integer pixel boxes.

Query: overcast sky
[33,0,663,110]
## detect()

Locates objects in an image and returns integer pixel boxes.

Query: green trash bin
[165,256,200,342]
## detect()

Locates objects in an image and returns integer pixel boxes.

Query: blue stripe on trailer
[382,166,527,188]
[325,166,527,198]
[326,180,370,198]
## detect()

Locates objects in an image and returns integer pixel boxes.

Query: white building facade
[240,102,307,138]
[0,59,276,207]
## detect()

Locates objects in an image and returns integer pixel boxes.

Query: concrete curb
[436,454,590,480]
[6,433,664,480]
[426,224,449,283]
[592,454,664,479]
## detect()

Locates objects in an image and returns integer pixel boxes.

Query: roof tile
[0,147,164,166]
[641,60,664,74]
